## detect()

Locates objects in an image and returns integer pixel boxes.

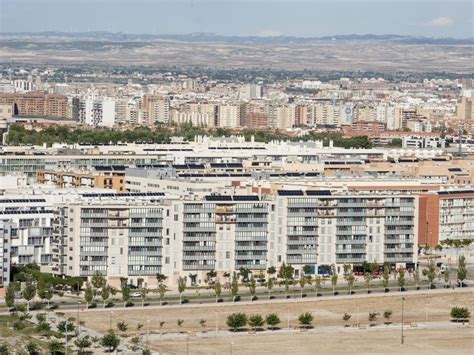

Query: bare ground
[67,289,474,354]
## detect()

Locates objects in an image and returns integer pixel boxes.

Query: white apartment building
[218,104,241,128]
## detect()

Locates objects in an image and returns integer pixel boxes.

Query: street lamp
[146,317,150,348]
[230,341,235,355]
[401,297,405,345]
[77,302,81,334]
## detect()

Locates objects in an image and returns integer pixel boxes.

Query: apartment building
[143,95,170,124]
[36,167,126,192]
[53,192,166,288]
[0,196,55,285]
[419,190,474,246]
[0,92,68,118]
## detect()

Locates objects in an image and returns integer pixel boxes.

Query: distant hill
[2,31,473,45]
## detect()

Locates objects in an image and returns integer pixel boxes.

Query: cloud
[424,16,454,27]
[256,29,283,37]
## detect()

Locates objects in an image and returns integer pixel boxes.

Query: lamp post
[64,318,68,355]
[401,297,405,345]
[77,302,81,334]
[146,317,150,348]
[230,341,234,355]
[215,312,218,336]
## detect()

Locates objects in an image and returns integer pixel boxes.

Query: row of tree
[7,123,374,149]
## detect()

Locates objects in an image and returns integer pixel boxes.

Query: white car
[131,292,141,298]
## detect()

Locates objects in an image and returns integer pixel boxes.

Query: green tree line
[7,123,372,149]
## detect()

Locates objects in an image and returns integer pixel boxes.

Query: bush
[265,313,281,330]
[0,343,11,355]
[181,298,189,304]
[451,307,470,323]
[36,321,52,333]
[226,313,247,331]
[298,312,313,328]
[248,314,265,330]
[234,295,241,302]
[13,321,26,330]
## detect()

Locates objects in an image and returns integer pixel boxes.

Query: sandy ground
[155,327,474,355]
[65,289,474,354]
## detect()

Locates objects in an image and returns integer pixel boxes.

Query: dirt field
[64,289,474,354]
[72,290,473,336]
[155,327,474,355]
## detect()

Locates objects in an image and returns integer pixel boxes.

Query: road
[2,280,466,315]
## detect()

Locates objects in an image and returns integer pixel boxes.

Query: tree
[267,276,274,299]
[267,266,277,277]
[26,341,39,355]
[91,271,106,291]
[226,312,247,332]
[314,275,323,297]
[74,335,92,354]
[48,341,63,354]
[343,263,351,275]
[444,268,450,288]
[157,283,167,305]
[84,283,94,309]
[239,268,251,282]
[278,262,294,298]
[199,319,207,330]
[140,287,148,307]
[265,313,281,330]
[116,321,128,332]
[364,272,372,294]
[382,264,390,291]
[298,312,313,329]
[214,279,222,303]
[397,267,406,292]
[427,259,436,289]
[343,313,351,326]
[368,312,379,325]
[230,272,239,302]
[120,278,130,307]
[413,267,420,290]
[101,331,120,352]
[177,277,186,304]
[383,310,393,324]
[5,283,15,309]
[457,256,467,287]
[331,271,338,296]
[101,285,110,308]
[298,276,306,298]
[58,320,76,334]
[156,273,167,285]
[37,282,53,310]
[345,272,355,295]
[22,279,36,313]
[450,307,470,323]
[0,343,10,355]
[248,314,265,330]
[248,275,257,299]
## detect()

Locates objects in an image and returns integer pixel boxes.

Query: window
[226,251,230,259]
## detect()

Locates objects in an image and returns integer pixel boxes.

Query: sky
[0,0,473,38]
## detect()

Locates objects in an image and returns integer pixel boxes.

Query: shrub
[13,321,26,330]
[248,314,265,330]
[226,313,247,331]
[117,321,128,332]
[298,312,313,328]
[265,313,281,330]
[451,307,470,323]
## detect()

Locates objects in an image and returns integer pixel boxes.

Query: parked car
[131,292,141,298]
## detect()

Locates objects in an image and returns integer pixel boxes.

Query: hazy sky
[1,0,473,37]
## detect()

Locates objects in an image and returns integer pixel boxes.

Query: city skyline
[1,0,473,38]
